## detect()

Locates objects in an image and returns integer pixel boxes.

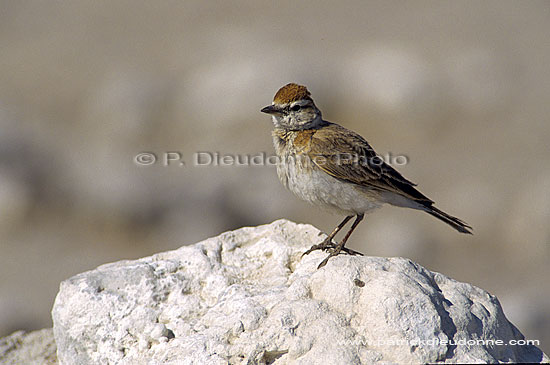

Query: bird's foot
[316,245,364,269]
[302,236,336,257]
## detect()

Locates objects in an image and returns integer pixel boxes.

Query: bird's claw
[315,245,364,269]
[302,234,365,268]
[301,238,336,257]
[340,247,364,256]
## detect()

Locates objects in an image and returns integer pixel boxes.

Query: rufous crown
[273,83,312,104]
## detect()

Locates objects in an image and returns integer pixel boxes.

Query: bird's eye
[290,105,301,111]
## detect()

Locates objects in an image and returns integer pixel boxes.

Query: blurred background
[0,0,549,353]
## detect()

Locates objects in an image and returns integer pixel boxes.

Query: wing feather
[307,123,433,205]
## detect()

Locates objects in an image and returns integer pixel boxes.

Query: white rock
[52,219,548,364]
[0,329,57,364]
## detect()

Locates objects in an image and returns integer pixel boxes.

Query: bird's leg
[302,215,353,257]
[317,214,364,269]
[318,215,354,248]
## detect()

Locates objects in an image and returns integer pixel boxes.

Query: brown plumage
[295,123,433,204]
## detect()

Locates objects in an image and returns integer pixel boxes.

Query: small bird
[261,83,472,269]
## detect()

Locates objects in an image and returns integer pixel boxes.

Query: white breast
[276,155,383,216]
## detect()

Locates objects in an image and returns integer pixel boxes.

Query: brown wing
[307,123,433,205]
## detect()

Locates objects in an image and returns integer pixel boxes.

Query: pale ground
[0,0,548,353]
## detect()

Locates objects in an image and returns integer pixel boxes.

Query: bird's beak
[261,104,283,115]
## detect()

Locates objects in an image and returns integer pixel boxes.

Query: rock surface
[0,328,57,364]
[52,219,548,364]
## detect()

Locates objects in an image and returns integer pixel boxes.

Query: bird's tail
[424,206,472,234]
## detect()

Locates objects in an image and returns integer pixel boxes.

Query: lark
[261,83,472,269]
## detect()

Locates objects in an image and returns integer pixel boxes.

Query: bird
[261,83,472,269]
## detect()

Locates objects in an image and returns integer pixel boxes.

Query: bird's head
[261,83,323,130]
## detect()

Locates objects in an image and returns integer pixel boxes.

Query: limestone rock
[0,328,57,364]
[52,219,548,364]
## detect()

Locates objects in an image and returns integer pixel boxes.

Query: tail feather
[425,206,472,234]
